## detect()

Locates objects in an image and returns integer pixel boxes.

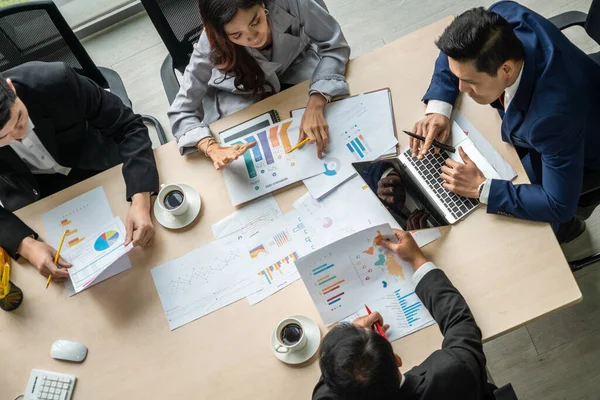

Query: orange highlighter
[365,304,388,340]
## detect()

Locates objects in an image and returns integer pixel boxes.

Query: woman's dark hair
[319,323,400,400]
[435,7,524,76]
[199,0,274,98]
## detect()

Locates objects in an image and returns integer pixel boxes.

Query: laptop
[351,121,503,227]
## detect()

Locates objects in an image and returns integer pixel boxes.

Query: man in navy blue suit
[411,2,600,243]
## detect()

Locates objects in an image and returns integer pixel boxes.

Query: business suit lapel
[500,45,536,145]
[269,2,310,74]
[398,373,425,398]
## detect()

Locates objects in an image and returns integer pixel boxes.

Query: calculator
[24,369,76,400]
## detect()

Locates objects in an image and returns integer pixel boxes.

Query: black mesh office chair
[550,0,600,270]
[139,0,203,105]
[0,0,167,144]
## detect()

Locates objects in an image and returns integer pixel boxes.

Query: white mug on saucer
[274,317,307,354]
[158,184,189,216]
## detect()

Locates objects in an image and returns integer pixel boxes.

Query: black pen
[402,130,456,153]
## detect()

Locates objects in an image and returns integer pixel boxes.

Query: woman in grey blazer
[168,0,350,169]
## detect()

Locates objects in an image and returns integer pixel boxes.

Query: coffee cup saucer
[271,315,321,365]
[153,183,201,229]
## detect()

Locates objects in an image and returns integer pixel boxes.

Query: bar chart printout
[223,118,323,206]
[245,211,317,305]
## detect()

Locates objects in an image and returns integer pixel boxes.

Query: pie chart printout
[94,230,120,252]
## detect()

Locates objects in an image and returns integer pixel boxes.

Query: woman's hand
[198,138,257,170]
[299,94,329,159]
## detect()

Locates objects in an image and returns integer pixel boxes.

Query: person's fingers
[443,182,455,193]
[132,226,143,247]
[125,217,134,246]
[458,146,471,164]
[419,129,435,160]
[46,260,69,278]
[243,141,257,150]
[440,165,454,175]
[411,122,422,157]
[383,195,396,204]
[440,172,452,182]
[379,238,398,252]
[367,311,384,327]
[56,255,72,268]
[320,126,329,151]
[445,157,461,168]
[382,324,391,332]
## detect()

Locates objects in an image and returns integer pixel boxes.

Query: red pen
[365,304,388,340]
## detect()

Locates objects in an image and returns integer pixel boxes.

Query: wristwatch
[477,181,486,199]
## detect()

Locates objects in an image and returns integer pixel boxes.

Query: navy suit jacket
[423,1,600,224]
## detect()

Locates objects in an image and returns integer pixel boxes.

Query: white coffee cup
[158,184,189,216]
[274,317,307,354]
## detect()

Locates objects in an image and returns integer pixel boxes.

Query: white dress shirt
[1,118,71,176]
[425,63,525,204]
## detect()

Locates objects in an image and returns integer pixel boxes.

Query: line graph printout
[151,239,257,330]
[211,194,284,241]
[244,210,319,305]
[222,118,323,206]
[296,224,420,325]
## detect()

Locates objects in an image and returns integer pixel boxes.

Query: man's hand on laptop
[411,113,451,160]
[440,147,486,198]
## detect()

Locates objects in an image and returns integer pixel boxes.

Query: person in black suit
[0,61,159,280]
[313,230,493,400]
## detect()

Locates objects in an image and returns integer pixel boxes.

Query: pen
[46,230,67,289]
[365,304,388,340]
[402,130,456,153]
[286,138,310,153]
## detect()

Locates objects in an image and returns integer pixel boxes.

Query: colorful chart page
[301,92,399,199]
[243,210,319,305]
[222,118,324,206]
[296,224,419,325]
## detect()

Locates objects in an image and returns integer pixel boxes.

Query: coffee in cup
[158,184,189,216]
[274,317,307,354]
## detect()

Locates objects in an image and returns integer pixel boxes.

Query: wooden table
[1,17,581,399]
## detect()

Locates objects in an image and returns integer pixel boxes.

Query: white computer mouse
[50,340,88,363]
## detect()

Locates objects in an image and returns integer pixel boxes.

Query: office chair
[0,0,167,145]
[139,0,203,105]
[550,0,600,270]
[494,383,519,400]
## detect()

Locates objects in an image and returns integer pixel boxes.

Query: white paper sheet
[41,187,132,296]
[300,92,399,199]
[339,281,435,342]
[151,238,257,330]
[294,175,440,248]
[243,210,319,305]
[295,224,434,328]
[452,110,517,181]
[62,217,132,293]
[211,194,283,240]
[222,118,324,206]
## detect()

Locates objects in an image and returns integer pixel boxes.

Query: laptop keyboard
[403,147,479,220]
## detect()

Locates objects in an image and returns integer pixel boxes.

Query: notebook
[219,110,280,145]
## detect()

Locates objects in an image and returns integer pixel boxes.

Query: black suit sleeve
[415,269,488,393]
[64,65,159,200]
[0,207,37,259]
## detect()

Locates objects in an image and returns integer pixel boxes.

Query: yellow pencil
[46,230,67,289]
[286,138,310,154]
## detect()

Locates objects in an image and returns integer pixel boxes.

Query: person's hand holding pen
[352,311,390,334]
[16,237,72,280]
[411,113,451,159]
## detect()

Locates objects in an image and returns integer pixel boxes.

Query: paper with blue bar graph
[295,223,433,339]
[296,90,399,199]
[243,210,318,305]
[222,118,323,206]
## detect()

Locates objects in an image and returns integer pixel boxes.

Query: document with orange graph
[42,187,132,295]
[295,223,433,331]
[222,118,324,206]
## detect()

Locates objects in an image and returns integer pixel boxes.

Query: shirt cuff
[309,75,349,99]
[176,126,212,156]
[479,179,492,204]
[412,261,438,286]
[425,100,453,119]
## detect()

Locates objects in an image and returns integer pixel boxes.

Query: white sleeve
[479,179,492,204]
[411,262,438,286]
[425,100,453,119]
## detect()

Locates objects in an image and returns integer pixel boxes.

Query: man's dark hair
[0,76,16,129]
[319,323,400,400]
[435,7,525,76]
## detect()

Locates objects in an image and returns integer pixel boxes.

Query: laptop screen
[351,158,450,230]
